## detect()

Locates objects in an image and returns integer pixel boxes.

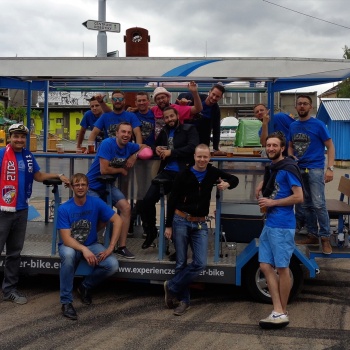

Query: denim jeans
[301,168,330,238]
[88,187,125,207]
[167,214,208,305]
[59,242,119,304]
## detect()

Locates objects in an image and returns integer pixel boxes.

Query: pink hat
[153,87,171,102]
[138,147,153,160]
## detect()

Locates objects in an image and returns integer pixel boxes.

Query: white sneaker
[259,311,289,329]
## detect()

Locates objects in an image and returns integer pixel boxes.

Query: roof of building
[317,98,350,121]
[1,57,350,92]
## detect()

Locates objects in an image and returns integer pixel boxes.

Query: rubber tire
[242,255,304,304]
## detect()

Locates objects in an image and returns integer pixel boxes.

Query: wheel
[242,255,304,303]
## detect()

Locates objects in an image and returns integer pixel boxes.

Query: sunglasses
[112,97,124,102]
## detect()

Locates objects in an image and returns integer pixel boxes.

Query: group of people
[0,88,335,328]
[0,82,232,320]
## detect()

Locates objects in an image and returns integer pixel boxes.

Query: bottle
[338,232,345,248]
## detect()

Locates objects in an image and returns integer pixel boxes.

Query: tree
[337,45,350,98]
[0,103,4,118]
[343,45,350,59]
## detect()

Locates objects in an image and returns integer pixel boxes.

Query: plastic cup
[253,148,262,156]
[56,144,64,154]
[76,148,82,154]
[88,142,95,153]
[226,147,234,157]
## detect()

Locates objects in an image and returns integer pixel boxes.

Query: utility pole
[97,0,107,57]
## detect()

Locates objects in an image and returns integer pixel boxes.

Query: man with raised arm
[151,81,202,138]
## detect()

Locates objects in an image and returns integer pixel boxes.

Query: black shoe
[141,227,158,249]
[77,284,92,305]
[168,252,176,262]
[173,301,190,316]
[61,303,77,320]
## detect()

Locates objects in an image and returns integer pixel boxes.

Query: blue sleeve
[97,139,114,161]
[129,114,142,128]
[57,205,71,229]
[33,155,40,173]
[94,114,105,130]
[287,172,302,188]
[80,112,89,128]
[318,121,331,142]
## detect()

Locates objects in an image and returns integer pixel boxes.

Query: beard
[297,110,309,118]
[267,149,282,160]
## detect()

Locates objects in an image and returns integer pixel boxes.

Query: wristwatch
[58,173,64,178]
[327,166,334,171]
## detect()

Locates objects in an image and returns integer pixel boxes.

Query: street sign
[82,20,120,33]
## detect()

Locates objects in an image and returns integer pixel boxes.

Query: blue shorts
[87,187,125,206]
[258,226,295,268]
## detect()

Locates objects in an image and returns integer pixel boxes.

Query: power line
[262,0,350,30]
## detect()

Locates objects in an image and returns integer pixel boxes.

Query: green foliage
[15,106,26,121]
[343,45,350,59]
[31,109,42,118]
[337,78,350,98]
[5,106,17,119]
[337,46,350,97]
[0,103,4,118]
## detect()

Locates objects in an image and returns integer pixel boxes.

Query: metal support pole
[267,81,275,135]
[43,80,49,152]
[97,0,107,57]
[26,82,32,150]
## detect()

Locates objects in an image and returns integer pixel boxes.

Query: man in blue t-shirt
[76,96,105,151]
[254,103,295,156]
[0,124,70,305]
[87,122,147,260]
[255,132,303,329]
[57,173,121,320]
[288,95,335,255]
[133,91,155,146]
[87,90,142,147]
[176,83,225,151]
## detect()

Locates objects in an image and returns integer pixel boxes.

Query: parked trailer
[2,56,350,302]
[0,154,320,303]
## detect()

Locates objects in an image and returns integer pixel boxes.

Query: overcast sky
[1,0,350,93]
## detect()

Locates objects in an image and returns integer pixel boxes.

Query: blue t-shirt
[191,167,207,183]
[265,170,301,229]
[288,118,331,169]
[164,129,179,172]
[94,111,141,139]
[86,137,139,191]
[134,110,155,146]
[0,149,40,210]
[80,110,104,145]
[258,113,295,145]
[57,196,115,246]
